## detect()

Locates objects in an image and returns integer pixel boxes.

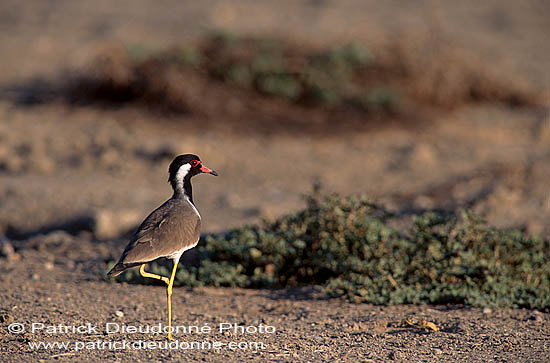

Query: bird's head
[168,154,218,192]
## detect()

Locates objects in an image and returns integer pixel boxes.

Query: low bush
[65,32,540,117]
[113,191,550,310]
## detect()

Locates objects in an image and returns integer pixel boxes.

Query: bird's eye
[190,160,199,167]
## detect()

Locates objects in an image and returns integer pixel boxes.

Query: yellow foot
[167,333,175,341]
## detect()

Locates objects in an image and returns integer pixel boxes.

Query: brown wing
[117,199,201,264]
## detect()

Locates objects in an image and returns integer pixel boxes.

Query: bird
[107,154,218,340]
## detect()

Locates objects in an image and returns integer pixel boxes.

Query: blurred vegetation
[19,32,541,123]
[112,190,550,310]
[94,33,393,112]
[201,32,380,108]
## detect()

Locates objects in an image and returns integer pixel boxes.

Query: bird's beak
[200,165,218,176]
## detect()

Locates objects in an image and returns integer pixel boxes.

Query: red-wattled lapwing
[108,154,217,340]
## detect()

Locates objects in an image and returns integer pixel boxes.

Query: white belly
[167,240,199,262]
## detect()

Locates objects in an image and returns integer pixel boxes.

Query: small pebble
[526,314,544,322]
[389,351,402,360]
[434,348,443,355]
[0,238,15,258]
[482,307,492,314]
[0,312,13,323]
[115,310,124,318]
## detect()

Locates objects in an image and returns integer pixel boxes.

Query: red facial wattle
[190,160,218,176]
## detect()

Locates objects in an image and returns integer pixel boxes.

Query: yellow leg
[139,264,170,285]
[166,261,179,341]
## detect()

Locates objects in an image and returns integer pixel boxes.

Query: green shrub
[146,35,385,109]
[114,192,550,310]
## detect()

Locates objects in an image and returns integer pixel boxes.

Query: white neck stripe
[175,164,191,194]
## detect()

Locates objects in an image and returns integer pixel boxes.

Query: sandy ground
[1,0,550,361]
[1,234,549,362]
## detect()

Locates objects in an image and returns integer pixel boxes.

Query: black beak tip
[210,170,218,176]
